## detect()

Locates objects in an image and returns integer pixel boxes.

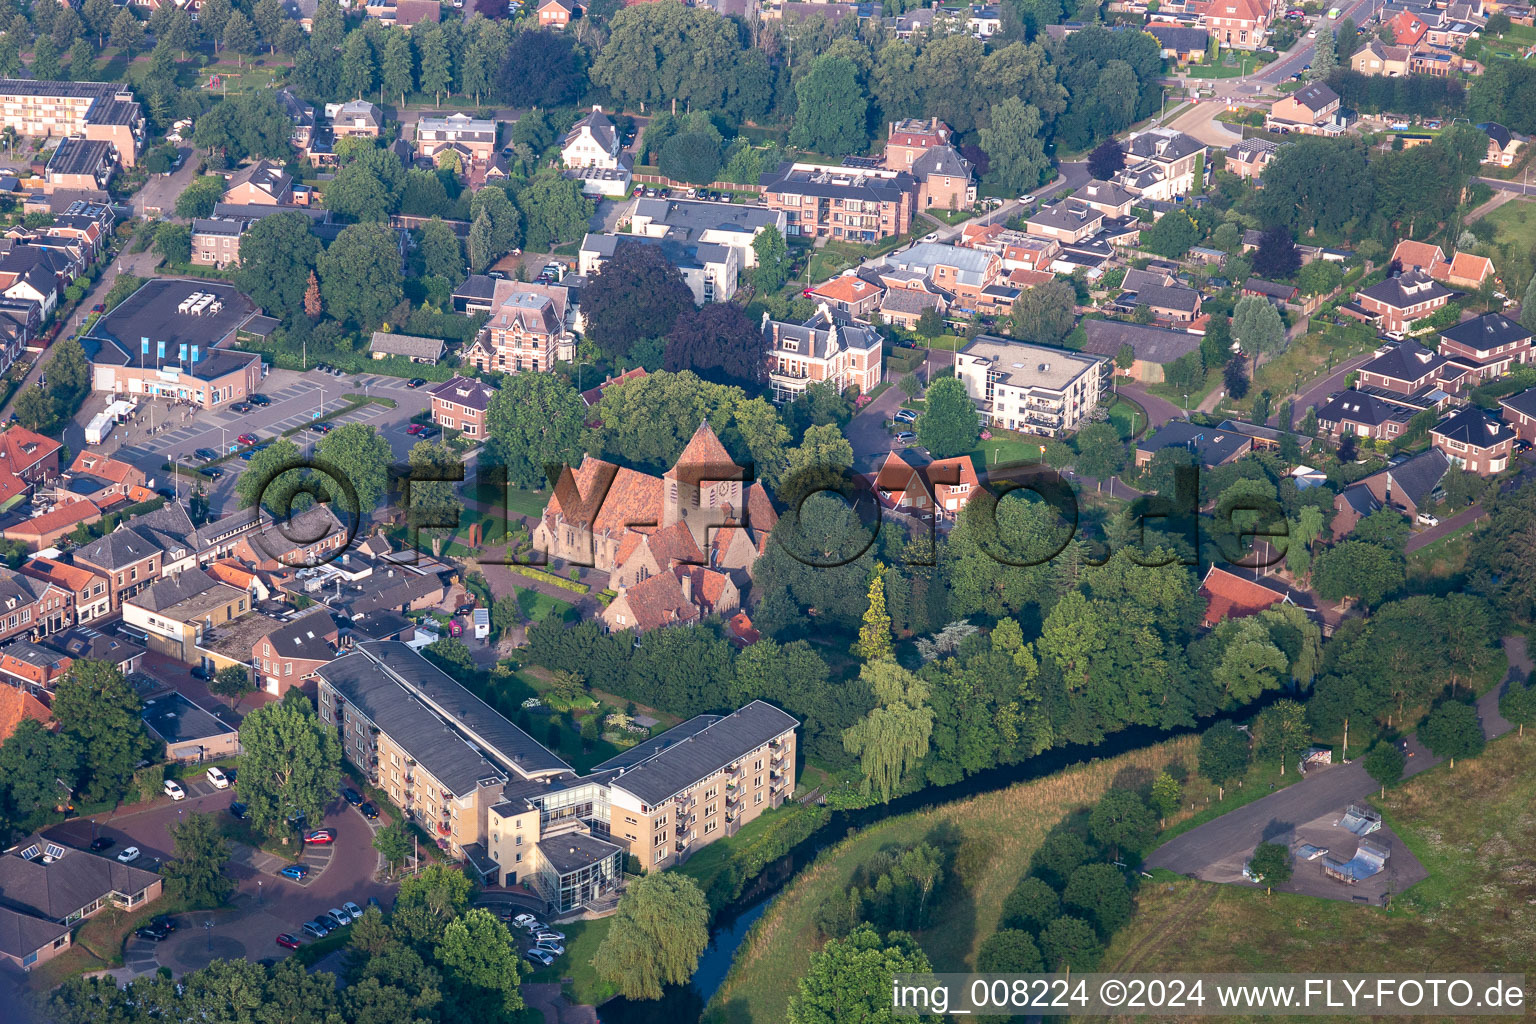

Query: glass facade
[539,848,623,914]
[535,782,609,834]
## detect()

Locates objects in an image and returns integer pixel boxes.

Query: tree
[326,151,402,223]
[659,131,723,186]
[516,172,592,253]
[1252,225,1301,279]
[592,872,710,1000]
[30,36,60,79]
[393,862,475,946]
[406,441,464,557]
[303,271,322,321]
[0,719,78,835]
[373,821,412,871]
[1040,916,1102,972]
[467,210,494,276]
[153,221,191,266]
[1499,671,1536,739]
[484,372,586,489]
[1223,352,1250,400]
[51,660,153,804]
[1255,698,1310,774]
[1247,841,1291,893]
[843,661,934,802]
[236,690,342,838]
[316,422,395,516]
[1143,209,1198,259]
[856,564,893,663]
[469,187,522,262]
[788,925,939,1024]
[222,10,255,64]
[1296,258,1343,297]
[1418,701,1484,767]
[1231,295,1286,365]
[915,376,979,459]
[1313,540,1404,610]
[663,303,768,387]
[1522,274,1536,336]
[418,217,465,285]
[977,928,1043,973]
[1073,421,1124,484]
[1063,863,1132,936]
[1362,740,1406,797]
[208,665,253,708]
[434,908,525,1018]
[162,811,233,907]
[13,387,51,432]
[1010,280,1076,346]
[583,241,694,361]
[175,175,225,219]
[789,55,868,155]
[1197,722,1249,799]
[1214,617,1289,701]
[979,97,1050,194]
[1087,139,1125,181]
[1000,876,1059,932]
[380,29,414,105]
[234,212,321,324]
[317,223,403,329]
[1088,789,1156,861]
[751,228,789,293]
[1311,27,1337,80]
[1150,771,1182,826]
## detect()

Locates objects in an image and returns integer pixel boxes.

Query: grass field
[1100,732,1536,1010]
[967,429,1051,473]
[1246,321,1379,415]
[1106,395,1147,440]
[523,916,615,1005]
[1476,197,1536,254]
[1405,521,1477,585]
[1185,51,1271,78]
[702,735,1201,1024]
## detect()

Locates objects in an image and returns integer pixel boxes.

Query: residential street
[1118,381,1187,430]
[1264,349,1377,427]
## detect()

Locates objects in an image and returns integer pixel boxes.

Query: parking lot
[84,368,434,513]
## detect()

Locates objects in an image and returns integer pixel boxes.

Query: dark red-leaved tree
[664,303,768,387]
[583,242,695,362]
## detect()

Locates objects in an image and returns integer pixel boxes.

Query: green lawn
[1244,320,1379,417]
[1185,50,1272,78]
[524,916,614,1004]
[967,429,1051,473]
[515,587,576,624]
[805,225,930,283]
[1106,394,1147,440]
[1476,197,1536,254]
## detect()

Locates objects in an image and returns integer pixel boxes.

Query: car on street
[327,908,351,928]
[163,780,186,801]
[359,802,378,820]
[524,949,556,967]
[893,409,917,424]
[118,847,141,864]
[206,766,229,789]
[280,864,310,880]
[534,941,565,956]
[302,921,328,939]
[406,378,428,389]
[231,402,253,413]
[229,802,247,819]
[275,933,301,950]
[304,829,337,844]
[343,788,363,805]
[236,434,259,447]
[343,901,363,920]
[136,923,173,942]
[249,394,271,406]
[89,837,115,852]
[194,448,219,461]
[534,930,565,943]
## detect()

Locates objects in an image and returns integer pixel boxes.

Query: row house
[763,306,884,403]
[760,163,918,243]
[0,567,69,642]
[1499,387,1536,443]
[1355,340,1470,398]
[0,426,61,508]
[252,608,339,697]
[20,556,110,625]
[463,279,572,374]
[1430,405,1516,475]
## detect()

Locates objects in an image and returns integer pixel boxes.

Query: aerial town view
[0,0,1533,1020]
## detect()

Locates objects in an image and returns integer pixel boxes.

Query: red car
[275,933,301,950]
[406,423,426,436]
[236,433,259,446]
[303,829,336,845]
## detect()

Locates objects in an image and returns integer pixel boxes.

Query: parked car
[136,923,173,942]
[309,422,334,434]
[343,901,364,921]
[315,363,331,373]
[249,394,271,406]
[230,402,253,413]
[893,431,916,443]
[194,448,219,461]
[534,941,565,957]
[280,864,310,880]
[308,916,333,936]
[359,802,379,820]
[406,423,427,436]
[275,933,301,950]
[236,433,259,447]
[206,766,229,789]
[302,921,328,939]
[893,409,917,424]
[91,303,105,313]
[118,847,141,864]
[89,837,115,852]
[521,920,546,933]
[511,913,536,927]
[534,930,565,943]
[327,908,351,928]
[304,829,337,845]
[1416,512,1440,527]
[406,378,428,389]
[151,915,177,932]
[229,802,247,820]
[524,949,556,967]
[163,780,186,801]
[199,467,224,479]
[343,787,363,806]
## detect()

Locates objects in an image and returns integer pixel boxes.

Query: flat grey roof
[537,832,623,876]
[959,336,1104,392]
[47,138,113,177]
[141,691,234,745]
[608,700,798,806]
[82,279,257,376]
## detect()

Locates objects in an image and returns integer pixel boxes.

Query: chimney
[680,571,692,604]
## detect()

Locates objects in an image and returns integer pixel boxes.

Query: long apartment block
[315,641,797,913]
[0,80,144,167]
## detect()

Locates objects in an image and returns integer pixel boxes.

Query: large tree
[1417,700,1484,767]
[162,811,234,907]
[484,372,586,489]
[392,863,475,946]
[1362,740,1406,797]
[914,376,979,459]
[315,422,395,515]
[51,660,153,804]
[1313,540,1404,611]
[751,228,790,294]
[979,97,1050,195]
[1087,789,1156,861]
[1252,225,1301,279]
[0,718,78,836]
[234,212,322,324]
[500,28,586,107]
[791,55,868,155]
[1197,721,1250,799]
[1247,841,1292,892]
[1087,139,1125,181]
[1142,209,1199,259]
[663,303,768,387]
[583,241,695,361]
[1063,863,1132,935]
[1231,295,1287,364]
[591,872,710,1000]
[843,661,934,802]
[1010,279,1077,346]
[516,172,593,253]
[434,907,525,1018]
[658,131,724,186]
[235,689,342,838]
[788,924,940,1024]
[317,223,403,330]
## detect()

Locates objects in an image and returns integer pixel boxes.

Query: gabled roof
[909,144,972,182]
[1390,9,1428,44]
[1244,277,1297,300]
[1430,405,1516,449]
[1500,387,1536,420]
[564,106,617,153]
[1199,565,1289,626]
[224,159,291,200]
[0,685,51,743]
[1082,319,1201,365]
[1391,239,1447,271]
[1137,420,1251,467]
[1357,270,1453,310]
[1315,389,1416,427]
[262,608,337,662]
[368,332,444,360]
[811,275,879,304]
[1289,82,1339,114]
[1338,482,1381,518]
[1383,448,1450,507]
[1359,340,1453,383]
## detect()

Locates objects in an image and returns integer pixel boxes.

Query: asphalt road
[1146,637,1528,881]
[1265,349,1377,427]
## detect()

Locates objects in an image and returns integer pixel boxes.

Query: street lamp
[257,880,263,906]
[204,919,213,952]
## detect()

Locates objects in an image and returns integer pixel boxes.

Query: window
[754,791,763,805]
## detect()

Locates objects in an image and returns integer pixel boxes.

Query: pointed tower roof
[672,421,733,469]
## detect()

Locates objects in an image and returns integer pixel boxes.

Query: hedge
[511,565,590,594]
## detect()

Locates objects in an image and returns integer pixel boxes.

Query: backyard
[1185,50,1273,79]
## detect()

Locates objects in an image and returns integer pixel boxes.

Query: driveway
[1116,381,1185,430]
[1145,636,1526,896]
[133,147,199,219]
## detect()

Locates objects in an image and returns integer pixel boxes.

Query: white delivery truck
[84,410,115,444]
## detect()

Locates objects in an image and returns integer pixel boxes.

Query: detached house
[869,451,982,521]
[1349,270,1453,335]
[1438,312,1533,379]
[1430,405,1516,475]
[1355,340,1468,398]
[415,112,498,168]
[1499,387,1536,442]
[763,306,883,403]
[1479,122,1526,167]
[429,375,496,437]
[463,279,572,374]
[1265,82,1343,135]
[221,160,293,206]
[561,107,624,169]
[1197,0,1273,49]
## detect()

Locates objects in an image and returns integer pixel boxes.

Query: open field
[1099,733,1536,1021]
[702,735,1201,1024]
[1475,197,1536,254]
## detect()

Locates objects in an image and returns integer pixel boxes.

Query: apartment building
[429,375,496,436]
[621,197,785,272]
[315,641,798,908]
[954,336,1109,437]
[44,138,115,192]
[463,279,573,374]
[760,163,918,242]
[0,79,143,166]
[0,568,70,643]
[579,233,738,304]
[763,305,884,403]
